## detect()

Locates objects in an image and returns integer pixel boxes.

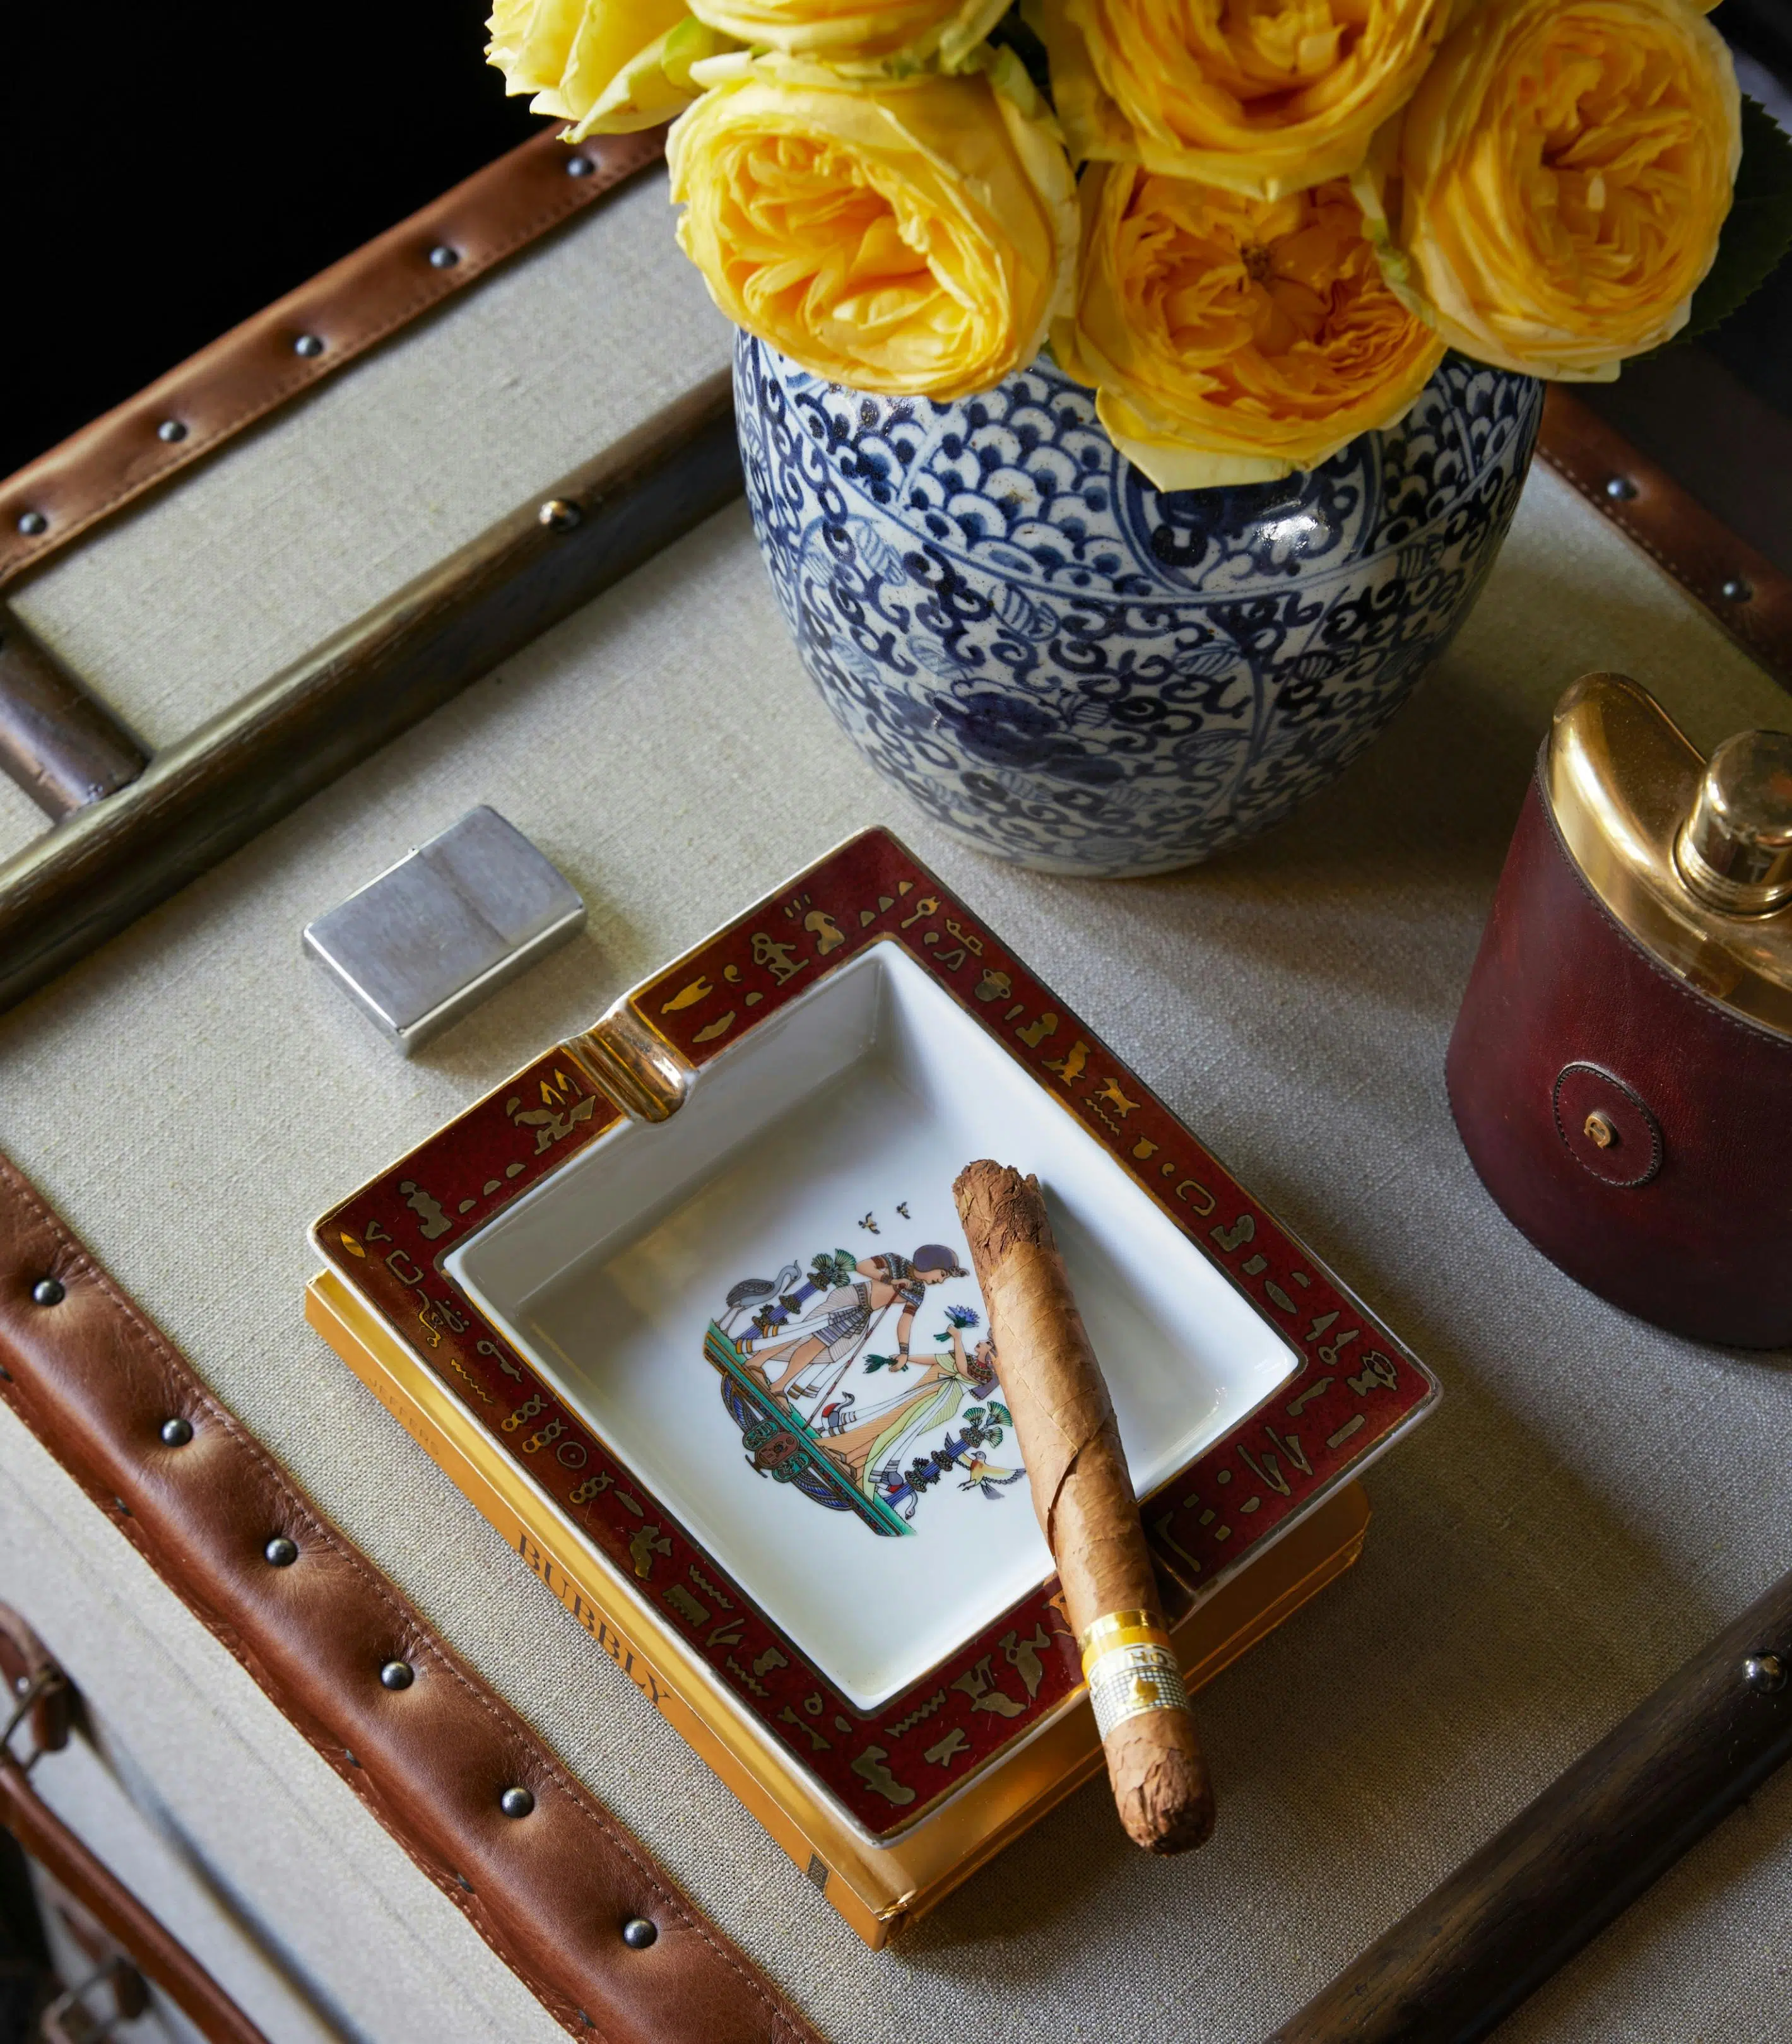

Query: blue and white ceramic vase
[736,332,1541,878]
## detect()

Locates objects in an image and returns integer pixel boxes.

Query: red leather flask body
[1447,770,1792,1349]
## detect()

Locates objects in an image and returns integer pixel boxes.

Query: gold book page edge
[306,1269,1369,1945]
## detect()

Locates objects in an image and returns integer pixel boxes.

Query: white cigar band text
[1085,1642,1192,1741]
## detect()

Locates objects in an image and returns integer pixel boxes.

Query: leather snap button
[622,1918,657,1949]
[30,1278,64,1307]
[379,1660,415,1691]
[159,1417,194,1446]
[264,1536,299,1567]
[1553,1063,1663,1189]
[499,1785,534,1819]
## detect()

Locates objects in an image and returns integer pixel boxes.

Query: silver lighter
[303,807,586,1052]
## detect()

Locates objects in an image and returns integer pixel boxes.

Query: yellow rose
[1035,0,1456,199]
[686,0,1008,66]
[1356,0,1741,379]
[486,0,728,136]
[1054,167,1446,488]
[668,71,1078,397]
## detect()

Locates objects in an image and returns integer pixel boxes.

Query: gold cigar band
[1078,1609,1190,1741]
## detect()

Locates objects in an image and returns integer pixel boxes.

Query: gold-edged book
[307,1267,1370,1947]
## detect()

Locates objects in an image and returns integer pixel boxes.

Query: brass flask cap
[1545,674,1792,1040]
[1675,728,1792,915]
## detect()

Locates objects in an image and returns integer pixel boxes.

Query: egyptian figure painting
[706,1223,1023,1537]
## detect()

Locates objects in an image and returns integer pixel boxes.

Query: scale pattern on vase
[737,334,1541,876]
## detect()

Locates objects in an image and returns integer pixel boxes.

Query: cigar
[953,1160,1215,1855]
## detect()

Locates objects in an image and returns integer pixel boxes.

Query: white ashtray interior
[449,943,1295,1714]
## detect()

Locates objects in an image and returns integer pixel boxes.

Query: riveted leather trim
[1538,386,1792,693]
[0,127,666,592]
[0,1153,824,2044]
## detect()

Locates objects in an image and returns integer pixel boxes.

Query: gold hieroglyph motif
[950,1657,1027,1718]
[885,1690,948,1740]
[1211,1213,1254,1253]
[662,977,714,1012]
[1348,1353,1400,1397]
[851,1746,916,1806]
[508,1088,598,1153]
[664,1584,707,1630]
[751,932,806,983]
[399,1180,451,1240]
[1001,1625,1052,1700]
[779,1705,830,1751]
[1044,1040,1090,1085]
[805,909,847,954]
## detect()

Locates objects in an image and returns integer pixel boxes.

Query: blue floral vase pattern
[736,332,1541,877]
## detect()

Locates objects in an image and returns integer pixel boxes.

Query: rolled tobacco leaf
[953,1160,1215,1853]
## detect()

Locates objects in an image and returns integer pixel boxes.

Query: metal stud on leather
[0,128,668,591]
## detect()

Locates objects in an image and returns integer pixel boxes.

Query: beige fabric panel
[9,171,731,755]
[2,467,1790,2043]
[0,776,47,864]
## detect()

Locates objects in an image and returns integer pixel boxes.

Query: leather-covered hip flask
[1448,672,1792,1348]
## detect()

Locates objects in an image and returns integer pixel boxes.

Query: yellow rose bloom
[1055,167,1446,488]
[1036,0,1456,199]
[686,0,1008,66]
[486,0,725,136]
[668,72,1078,398]
[1357,0,1741,379]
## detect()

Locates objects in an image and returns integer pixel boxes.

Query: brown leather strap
[1538,385,1792,692]
[0,1759,269,2044]
[0,126,667,591]
[0,1153,825,2044]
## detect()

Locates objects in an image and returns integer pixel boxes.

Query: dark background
[3,0,539,481]
[4,0,1790,567]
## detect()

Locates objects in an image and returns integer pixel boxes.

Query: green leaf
[1683,96,1792,342]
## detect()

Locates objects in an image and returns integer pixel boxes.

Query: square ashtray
[308,827,1436,1942]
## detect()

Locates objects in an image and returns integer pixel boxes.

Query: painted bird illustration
[958,1454,1026,1498]
[858,1212,880,1234]
[721,1260,801,1334]
[817,1394,857,1436]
